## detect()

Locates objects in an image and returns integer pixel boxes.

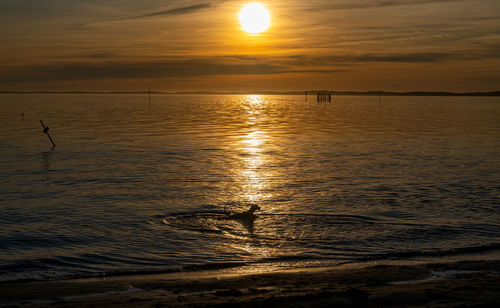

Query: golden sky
[1,0,499,92]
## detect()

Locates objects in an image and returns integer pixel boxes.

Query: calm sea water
[0,94,499,282]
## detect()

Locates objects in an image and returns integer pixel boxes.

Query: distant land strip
[1,90,500,96]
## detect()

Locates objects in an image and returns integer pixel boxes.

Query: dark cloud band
[131,3,212,20]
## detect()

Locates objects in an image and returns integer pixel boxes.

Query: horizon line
[1,90,500,96]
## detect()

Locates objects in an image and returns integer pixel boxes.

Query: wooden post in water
[316,92,333,102]
[40,120,56,148]
[148,88,152,109]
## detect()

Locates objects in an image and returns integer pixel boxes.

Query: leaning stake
[40,120,56,148]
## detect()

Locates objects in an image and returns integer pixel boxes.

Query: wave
[2,243,498,284]
[360,243,500,261]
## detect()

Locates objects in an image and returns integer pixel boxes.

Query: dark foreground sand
[1,259,499,307]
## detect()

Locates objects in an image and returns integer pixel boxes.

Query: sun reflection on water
[238,96,267,203]
[222,95,288,264]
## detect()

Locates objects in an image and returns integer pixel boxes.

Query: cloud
[87,53,119,59]
[288,48,500,66]
[0,58,334,83]
[309,0,465,10]
[351,52,450,62]
[72,2,214,29]
[133,3,212,19]
[3,48,498,83]
[286,52,450,65]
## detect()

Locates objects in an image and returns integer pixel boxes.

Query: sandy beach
[1,258,499,307]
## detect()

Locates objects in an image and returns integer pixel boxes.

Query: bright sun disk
[239,2,271,34]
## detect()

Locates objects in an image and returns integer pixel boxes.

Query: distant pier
[305,91,333,102]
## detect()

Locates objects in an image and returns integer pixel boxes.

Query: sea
[0,94,499,282]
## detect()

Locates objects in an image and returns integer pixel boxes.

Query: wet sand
[1,259,499,307]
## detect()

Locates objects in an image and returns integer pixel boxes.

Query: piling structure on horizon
[316,91,332,102]
[305,91,333,102]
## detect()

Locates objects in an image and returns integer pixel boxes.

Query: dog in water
[226,204,261,233]
[228,204,260,220]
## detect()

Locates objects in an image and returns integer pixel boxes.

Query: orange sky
[1,0,499,92]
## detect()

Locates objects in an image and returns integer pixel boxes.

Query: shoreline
[2,256,499,307]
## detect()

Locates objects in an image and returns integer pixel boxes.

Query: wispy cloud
[309,0,465,10]
[130,3,212,20]
[288,48,500,66]
[73,3,214,29]
[336,52,450,63]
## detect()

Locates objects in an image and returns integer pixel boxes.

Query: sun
[239,2,271,34]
